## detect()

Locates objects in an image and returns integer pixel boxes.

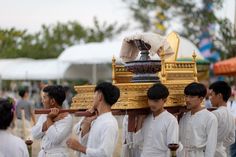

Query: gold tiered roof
[71,32,198,110]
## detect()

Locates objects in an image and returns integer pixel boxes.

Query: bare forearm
[42,118,53,132]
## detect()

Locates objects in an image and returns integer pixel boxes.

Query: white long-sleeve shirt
[134,110,180,157]
[0,130,29,157]
[31,114,73,157]
[178,109,218,157]
[78,112,118,157]
[212,106,235,157]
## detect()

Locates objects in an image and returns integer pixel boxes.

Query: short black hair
[0,98,14,130]
[147,83,169,100]
[184,82,207,97]
[18,86,29,98]
[43,85,66,106]
[94,82,120,106]
[209,81,231,102]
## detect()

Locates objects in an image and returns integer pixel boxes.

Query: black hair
[0,98,15,130]
[18,86,29,98]
[147,83,169,100]
[184,82,207,98]
[43,85,66,106]
[94,82,120,106]
[209,81,231,102]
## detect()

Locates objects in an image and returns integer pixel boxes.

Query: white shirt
[212,106,235,157]
[78,112,118,157]
[0,130,29,157]
[178,109,218,157]
[31,114,73,157]
[134,110,179,157]
[227,100,236,118]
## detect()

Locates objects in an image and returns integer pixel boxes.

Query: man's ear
[218,93,223,100]
[97,92,103,102]
[163,98,167,103]
[50,98,56,107]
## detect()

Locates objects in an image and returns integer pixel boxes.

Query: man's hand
[47,108,60,119]
[135,114,147,132]
[53,112,68,122]
[80,115,97,137]
[66,138,86,153]
[42,108,60,132]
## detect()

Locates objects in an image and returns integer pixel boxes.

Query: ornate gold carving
[71,32,198,110]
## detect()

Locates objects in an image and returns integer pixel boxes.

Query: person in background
[32,85,73,157]
[201,80,212,108]
[178,82,218,157]
[209,81,235,157]
[0,98,29,157]
[227,92,236,157]
[15,87,36,140]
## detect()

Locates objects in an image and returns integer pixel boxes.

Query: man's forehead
[42,92,49,96]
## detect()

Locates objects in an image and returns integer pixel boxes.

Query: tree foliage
[123,0,235,60]
[0,17,128,59]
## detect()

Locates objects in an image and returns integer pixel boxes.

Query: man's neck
[217,101,227,107]
[191,105,204,115]
[152,108,165,117]
[97,104,111,116]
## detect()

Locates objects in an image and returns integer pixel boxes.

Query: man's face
[209,90,220,107]
[185,95,202,109]
[92,91,100,109]
[148,99,165,112]
[42,92,52,109]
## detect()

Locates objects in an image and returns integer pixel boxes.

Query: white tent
[58,41,123,83]
[0,59,70,80]
[58,41,122,64]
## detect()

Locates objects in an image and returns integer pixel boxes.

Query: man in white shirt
[209,81,235,157]
[66,82,120,157]
[178,82,218,157]
[133,83,180,157]
[32,85,73,157]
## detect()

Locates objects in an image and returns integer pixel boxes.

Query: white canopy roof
[0,59,70,80]
[58,41,122,64]
[178,37,203,60]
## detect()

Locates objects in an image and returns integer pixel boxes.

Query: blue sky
[0,0,234,32]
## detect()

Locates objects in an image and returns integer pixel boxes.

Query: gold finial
[160,47,165,60]
[112,56,116,63]
[112,55,116,84]
[192,50,196,61]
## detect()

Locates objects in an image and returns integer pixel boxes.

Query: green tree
[0,18,127,59]
[123,0,235,60]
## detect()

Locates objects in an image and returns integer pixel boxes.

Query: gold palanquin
[71,32,198,110]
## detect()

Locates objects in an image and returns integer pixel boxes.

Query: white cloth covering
[0,130,29,157]
[178,109,218,157]
[134,110,180,157]
[212,106,235,157]
[31,114,73,157]
[120,33,174,62]
[76,112,118,157]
